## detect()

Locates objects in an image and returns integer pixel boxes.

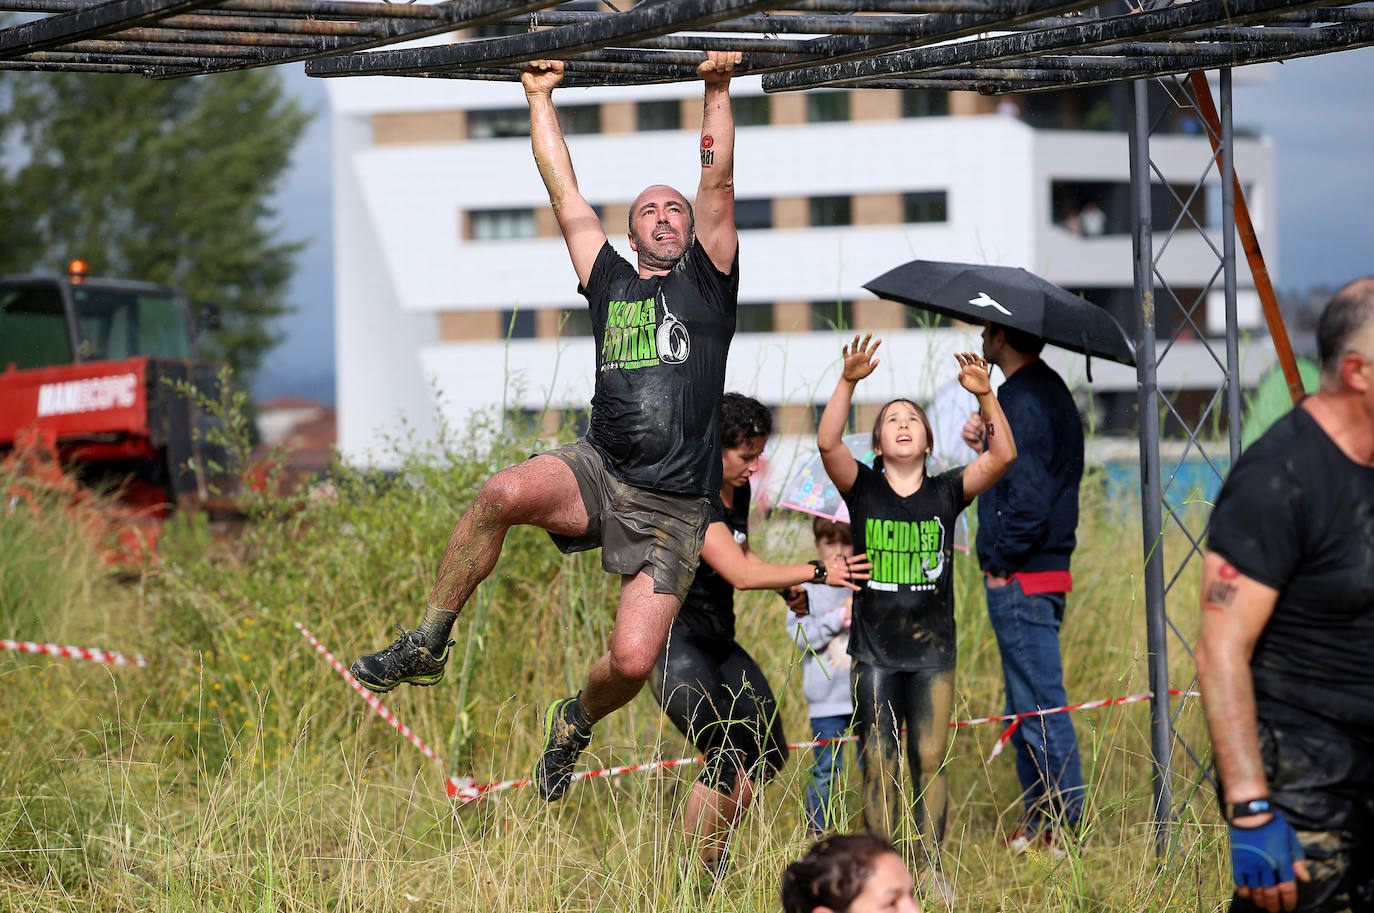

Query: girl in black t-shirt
[818,334,1016,884]
[650,393,872,875]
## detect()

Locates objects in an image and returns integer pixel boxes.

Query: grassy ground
[0,417,1232,912]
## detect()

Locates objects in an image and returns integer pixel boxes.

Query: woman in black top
[650,392,871,875]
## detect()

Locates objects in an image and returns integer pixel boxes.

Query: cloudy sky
[255,51,1374,402]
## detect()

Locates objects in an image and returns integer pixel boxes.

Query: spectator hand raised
[955,352,993,396]
[841,334,882,383]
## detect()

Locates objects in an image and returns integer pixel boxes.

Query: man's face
[1345,326,1374,423]
[981,323,1001,362]
[628,185,693,271]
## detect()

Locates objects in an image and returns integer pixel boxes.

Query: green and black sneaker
[534,696,593,801]
[350,625,453,694]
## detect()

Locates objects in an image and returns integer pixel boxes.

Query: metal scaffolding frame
[1128,71,1224,855]
[0,0,1370,85]
[0,0,1364,850]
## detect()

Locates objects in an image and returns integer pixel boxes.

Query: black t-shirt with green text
[844,463,970,671]
[578,239,738,497]
[1208,406,1374,736]
[674,481,751,644]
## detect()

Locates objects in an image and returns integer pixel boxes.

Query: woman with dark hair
[651,392,873,875]
[781,834,921,913]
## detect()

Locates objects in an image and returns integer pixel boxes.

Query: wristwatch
[809,559,828,583]
[1225,798,1271,821]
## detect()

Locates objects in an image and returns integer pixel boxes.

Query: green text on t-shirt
[865,517,945,585]
[602,297,660,369]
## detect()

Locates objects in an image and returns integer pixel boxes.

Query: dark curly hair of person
[720,392,774,449]
[780,834,897,913]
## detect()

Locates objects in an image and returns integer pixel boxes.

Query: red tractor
[0,261,239,544]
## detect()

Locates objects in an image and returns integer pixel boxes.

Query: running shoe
[534,696,593,801]
[1005,828,1068,860]
[349,625,453,694]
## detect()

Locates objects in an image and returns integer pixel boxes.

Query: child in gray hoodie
[787,517,857,836]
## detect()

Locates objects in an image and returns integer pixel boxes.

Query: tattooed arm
[694,50,740,274]
[1195,549,1311,909]
[1195,550,1278,814]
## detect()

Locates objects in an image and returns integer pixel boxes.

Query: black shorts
[649,626,788,794]
[1229,712,1374,913]
[543,438,709,601]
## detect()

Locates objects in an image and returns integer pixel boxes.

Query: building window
[736,303,774,333]
[558,308,594,338]
[901,89,950,118]
[469,208,536,241]
[559,104,602,135]
[734,95,771,127]
[807,91,850,123]
[903,191,948,224]
[501,308,536,339]
[636,100,680,131]
[811,300,854,332]
[904,307,952,329]
[468,108,529,139]
[809,195,851,227]
[735,198,772,231]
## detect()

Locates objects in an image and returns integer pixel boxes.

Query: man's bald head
[628,185,694,233]
[1318,276,1374,388]
[626,184,695,273]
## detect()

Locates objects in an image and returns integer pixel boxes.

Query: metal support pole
[1129,78,1175,856]
[1220,69,1242,461]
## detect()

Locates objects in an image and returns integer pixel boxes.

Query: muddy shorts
[1229,711,1374,913]
[543,438,709,602]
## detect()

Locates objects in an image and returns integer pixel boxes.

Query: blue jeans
[985,579,1086,833]
[804,714,852,835]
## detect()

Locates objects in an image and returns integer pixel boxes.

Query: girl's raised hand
[955,352,992,395]
[842,333,882,383]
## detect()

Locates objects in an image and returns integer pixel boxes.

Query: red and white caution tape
[961,687,1201,765]
[0,638,148,667]
[448,687,1203,803]
[297,622,1202,805]
[293,622,470,796]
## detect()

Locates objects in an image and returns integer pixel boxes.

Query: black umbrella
[864,260,1136,373]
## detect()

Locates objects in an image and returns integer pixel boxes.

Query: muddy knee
[470,472,528,528]
[607,643,659,685]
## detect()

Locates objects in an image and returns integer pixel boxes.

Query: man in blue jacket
[962,323,1086,854]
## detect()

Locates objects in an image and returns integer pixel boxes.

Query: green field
[0,415,1232,912]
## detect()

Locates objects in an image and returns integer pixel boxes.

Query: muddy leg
[906,667,955,868]
[854,660,906,840]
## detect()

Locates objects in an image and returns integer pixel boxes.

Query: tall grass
[0,412,1231,912]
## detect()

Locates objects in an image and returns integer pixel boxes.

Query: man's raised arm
[522,60,606,290]
[694,50,740,274]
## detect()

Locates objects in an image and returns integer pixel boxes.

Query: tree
[0,70,312,385]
